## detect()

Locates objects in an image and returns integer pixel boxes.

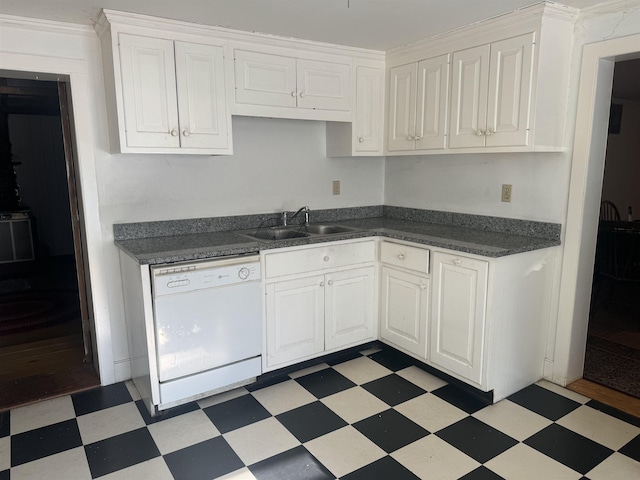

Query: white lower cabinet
[263,237,556,402]
[379,266,429,358]
[429,251,488,385]
[325,267,376,350]
[265,275,325,367]
[263,240,376,370]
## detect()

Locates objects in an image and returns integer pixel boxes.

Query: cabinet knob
[414,135,422,141]
[420,283,427,290]
[397,253,405,260]
[358,137,364,143]
[182,130,190,137]
[407,135,414,141]
[323,256,330,262]
[476,130,485,137]
[486,128,494,136]
[291,91,296,97]
[453,258,462,266]
[170,129,178,137]
[328,280,334,286]
[320,281,324,287]
[299,92,306,98]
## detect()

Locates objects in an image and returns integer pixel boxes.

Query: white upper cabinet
[98,12,232,155]
[174,41,229,150]
[449,33,533,149]
[233,49,351,121]
[119,34,180,149]
[233,50,297,108]
[353,65,383,153]
[385,3,575,154]
[326,61,385,157]
[388,54,449,152]
[118,35,230,153]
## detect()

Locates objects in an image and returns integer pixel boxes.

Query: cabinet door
[297,59,350,111]
[430,252,488,385]
[485,33,534,148]
[387,63,417,151]
[415,54,449,150]
[325,266,376,350]
[379,266,429,358]
[118,34,180,148]
[175,42,229,150]
[449,44,490,149]
[234,50,297,108]
[265,276,324,368]
[354,65,383,153]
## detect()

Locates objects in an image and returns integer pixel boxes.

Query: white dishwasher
[150,254,261,410]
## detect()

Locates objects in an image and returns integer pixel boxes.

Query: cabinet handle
[397,253,405,260]
[414,135,422,141]
[486,128,494,136]
[182,130,190,137]
[358,137,364,143]
[476,130,485,137]
[170,129,178,137]
[420,283,427,290]
[291,91,296,97]
[328,280,334,286]
[453,258,462,266]
[323,256,330,262]
[320,281,324,287]
[407,135,414,141]
[299,92,306,98]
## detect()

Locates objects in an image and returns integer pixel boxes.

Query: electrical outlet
[332,180,341,195]
[501,184,512,203]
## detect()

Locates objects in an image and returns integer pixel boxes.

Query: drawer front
[265,240,376,278]
[380,241,430,274]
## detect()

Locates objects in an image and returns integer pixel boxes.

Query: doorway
[584,58,640,400]
[0,77,99,411]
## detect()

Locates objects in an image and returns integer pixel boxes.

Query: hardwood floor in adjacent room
[0,319,99,412]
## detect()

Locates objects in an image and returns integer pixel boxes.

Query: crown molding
[578,0,640,20]
[0,14,95,37]
[386,1,578,59]
[97,9,385,60]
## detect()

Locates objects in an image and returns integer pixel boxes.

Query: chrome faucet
[281,206,310,226]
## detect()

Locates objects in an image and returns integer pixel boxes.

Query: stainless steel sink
[304,224,357,235]
[239,223,359,242]
[248,227,309,241]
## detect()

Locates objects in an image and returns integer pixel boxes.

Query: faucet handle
[281,211,288,226]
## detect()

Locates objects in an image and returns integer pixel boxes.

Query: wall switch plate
[501,184,512,203]
[332,180,341,195]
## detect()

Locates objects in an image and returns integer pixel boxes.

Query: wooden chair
[600,200,620,221]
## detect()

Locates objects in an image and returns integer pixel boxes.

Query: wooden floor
[567,378,640,418]
[0,323,100,412]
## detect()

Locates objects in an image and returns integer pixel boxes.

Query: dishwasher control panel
[152,256,260,297]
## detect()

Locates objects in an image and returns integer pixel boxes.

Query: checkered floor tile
[2,345,640,479]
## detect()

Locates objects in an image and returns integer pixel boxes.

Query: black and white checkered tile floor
[2,346,640,479]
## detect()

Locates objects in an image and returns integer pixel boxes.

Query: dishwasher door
[152,257,261,383]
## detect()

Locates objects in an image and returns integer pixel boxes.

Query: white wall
[99,117,384,224]
[385,152,570,223]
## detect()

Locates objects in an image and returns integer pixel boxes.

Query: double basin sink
[240,223,361,241]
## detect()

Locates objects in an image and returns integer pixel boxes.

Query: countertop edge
[116,226,561,265]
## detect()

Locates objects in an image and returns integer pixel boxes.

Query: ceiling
[0,0,607,51]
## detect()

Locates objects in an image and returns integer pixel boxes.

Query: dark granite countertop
[115,210,561,265]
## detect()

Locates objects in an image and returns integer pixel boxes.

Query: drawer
[380,241,430,274]
[265,240,375,278]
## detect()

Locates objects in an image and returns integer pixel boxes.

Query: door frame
[0,50,113,384]
[553,33,640,386]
